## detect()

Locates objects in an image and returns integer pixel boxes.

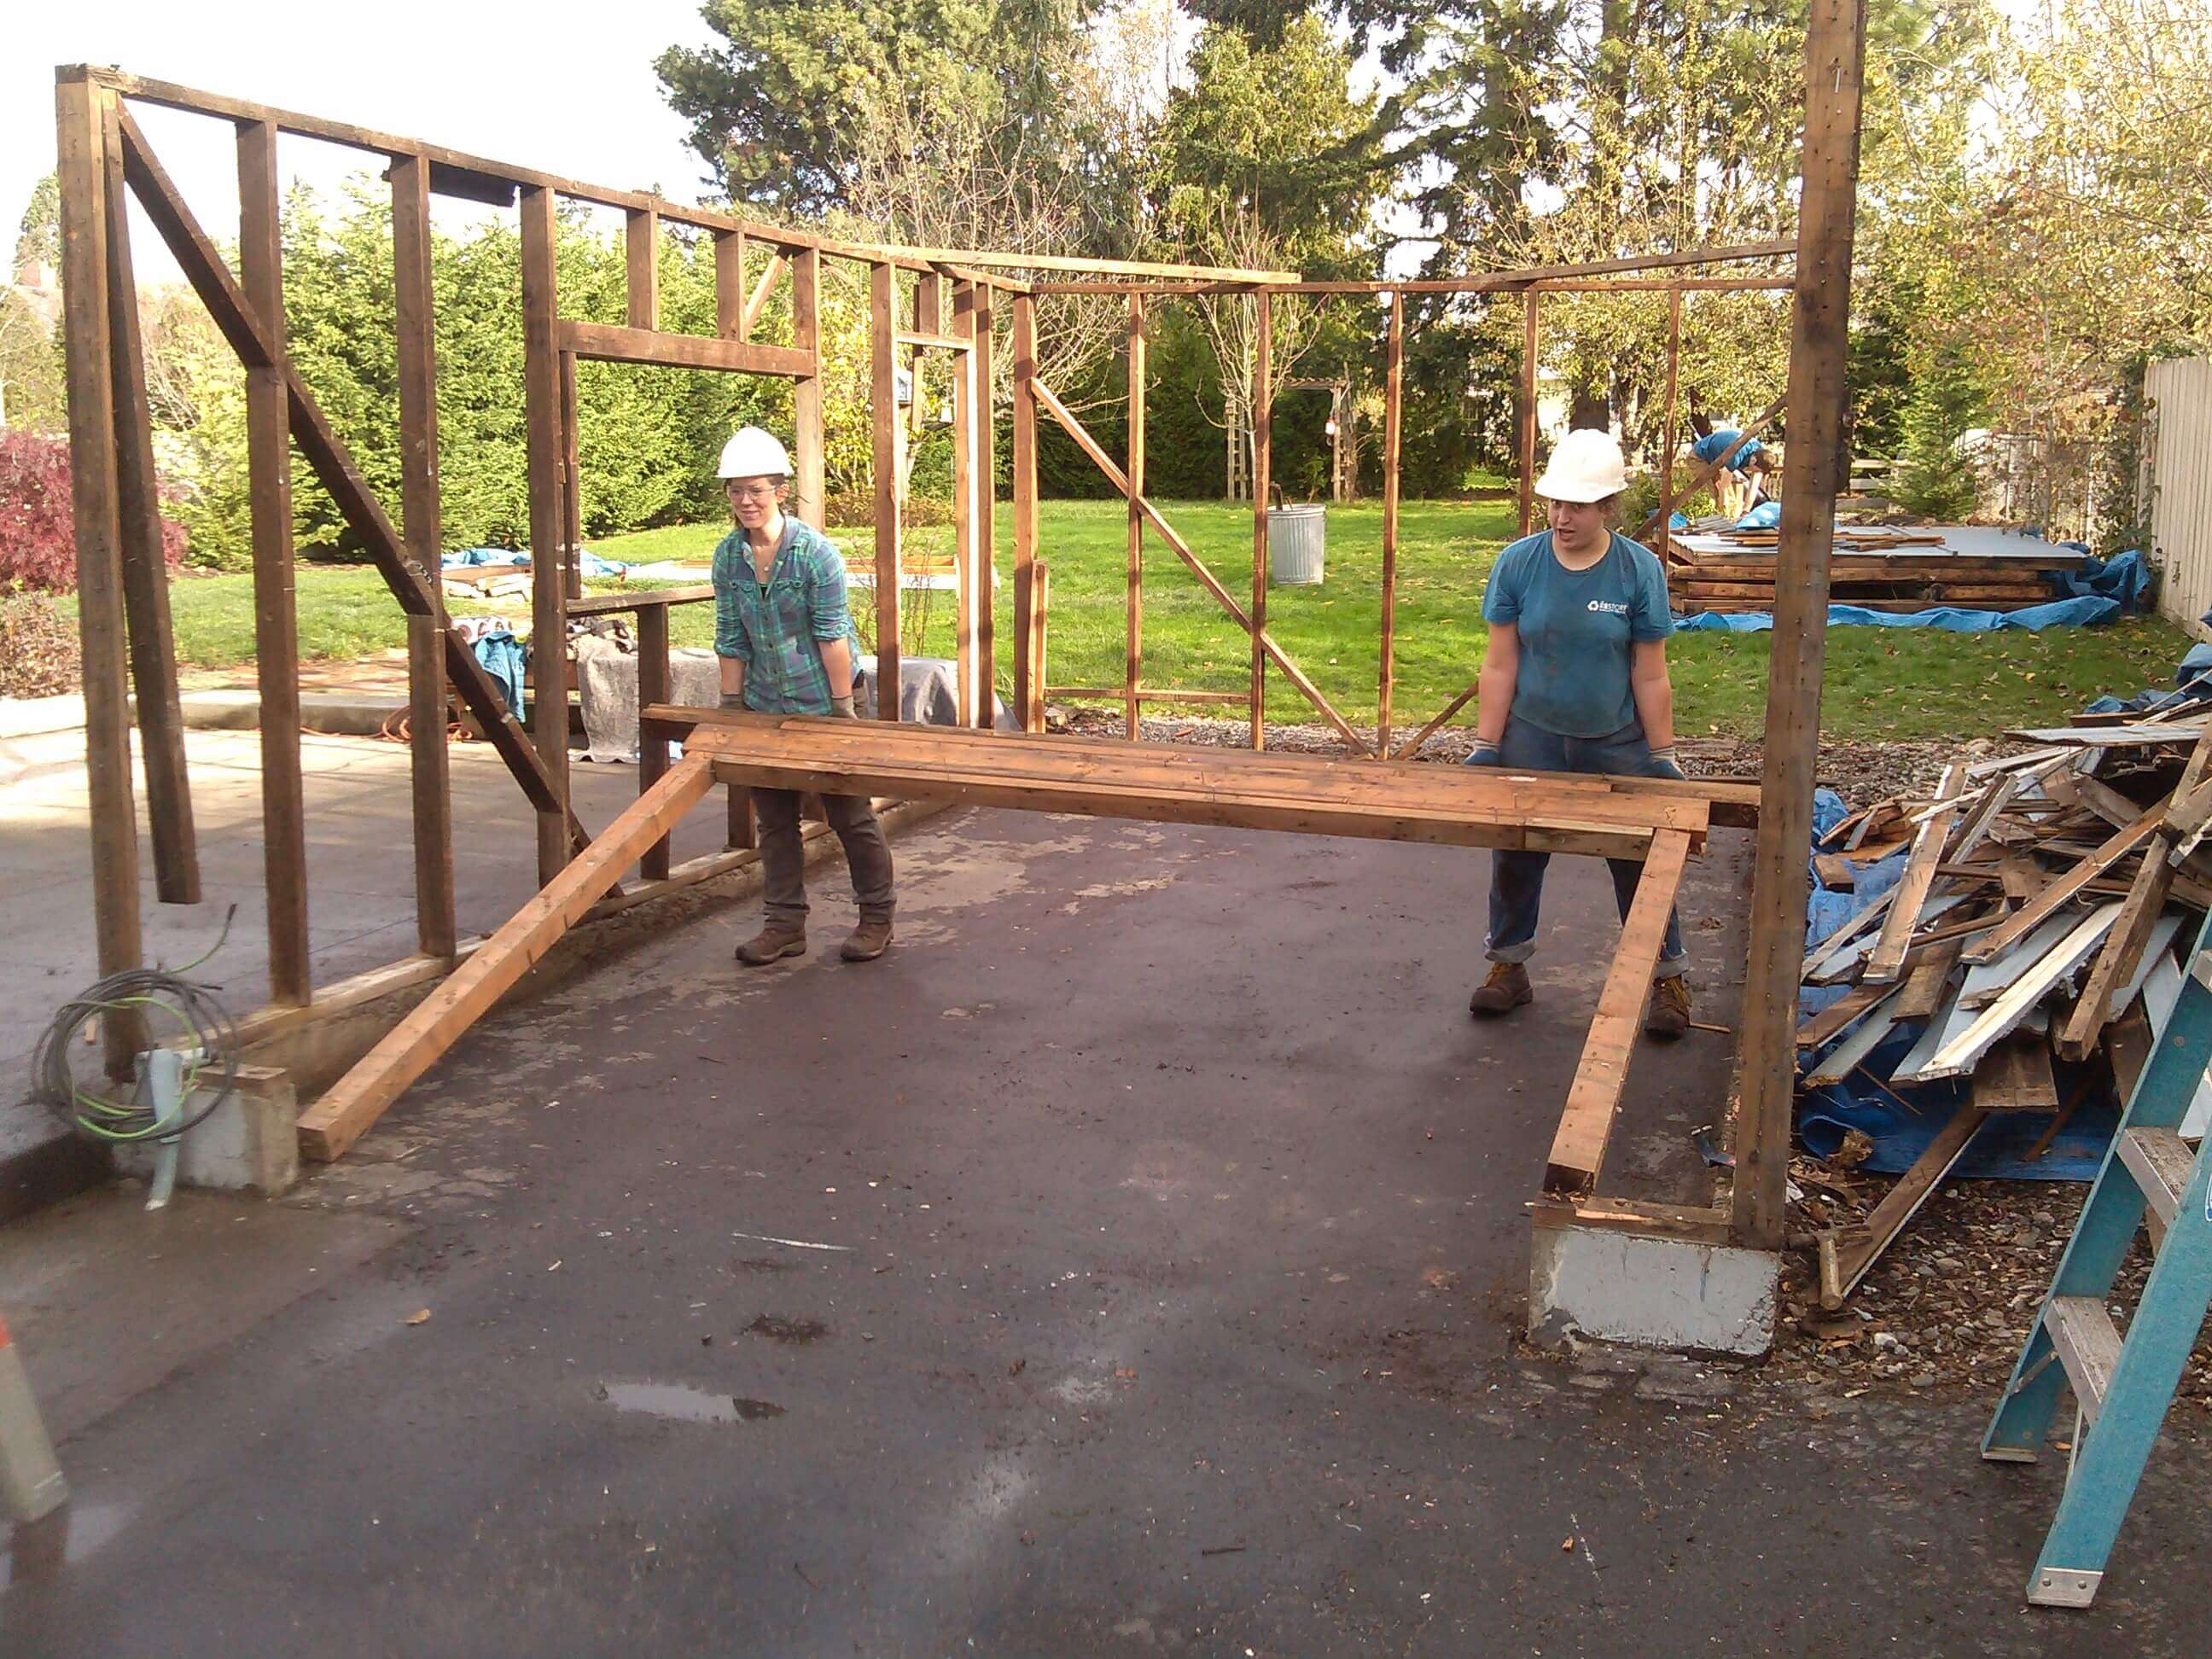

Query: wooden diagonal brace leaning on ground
[296,756,717,1161]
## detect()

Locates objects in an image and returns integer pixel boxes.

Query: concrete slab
[1529,1220,1780,1356]
[3,806,2202,1648]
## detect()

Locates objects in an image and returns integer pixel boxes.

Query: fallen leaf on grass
[403,1309,431,1325]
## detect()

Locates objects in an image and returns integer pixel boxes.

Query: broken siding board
[1960,807,2162,965]
[1866,765,1965,981]
[2005,723,2210,747]
[1893,988,1975,1079]
[1910,903,2122,1080]
[1803,1000,1904,1088]
[1542,830,1692,1196]
[2057,841,2179,1057]
[1957,911,2089,1009]
[1797,981,1901,1050]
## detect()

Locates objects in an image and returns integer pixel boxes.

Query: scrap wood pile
[1666,524,2091,614]
[1794,696,2212,1307]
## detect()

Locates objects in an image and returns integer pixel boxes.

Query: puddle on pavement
[745,1314,827,1344]
[598,1382,785,1424]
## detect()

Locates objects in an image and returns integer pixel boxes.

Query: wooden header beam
[1029,241,1797,297]
[560,319,812,379]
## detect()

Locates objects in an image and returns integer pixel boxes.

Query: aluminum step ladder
[1982,907,2212,1608]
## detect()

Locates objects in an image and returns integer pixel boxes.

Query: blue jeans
[1469,717,1688,979]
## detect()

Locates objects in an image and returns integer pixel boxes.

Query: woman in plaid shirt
[712,427,896,966]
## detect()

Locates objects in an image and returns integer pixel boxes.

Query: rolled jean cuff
[1652,953,1687,981]
[1484,938,1538,965]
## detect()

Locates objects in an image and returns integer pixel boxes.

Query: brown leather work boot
[1644,975,1691,1041]
[840,911,894,963]
[1468,961,1534,1017]
[736,922,807,966]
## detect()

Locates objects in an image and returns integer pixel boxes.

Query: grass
[122,499,2190,743]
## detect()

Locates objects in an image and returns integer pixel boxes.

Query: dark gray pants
[753,788,895,927]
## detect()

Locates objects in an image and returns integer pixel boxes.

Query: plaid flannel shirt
[711,517,859,715]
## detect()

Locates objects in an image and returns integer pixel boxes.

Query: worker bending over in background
[1690,426,1772,521]
[1464,428,1692,1040]
[712,427,896,968]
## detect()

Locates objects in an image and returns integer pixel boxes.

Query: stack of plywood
[1801,699,2212,1305]
[1667,524,2094,614]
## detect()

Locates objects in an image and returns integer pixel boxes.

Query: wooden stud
[1029,562,1051,731]
[298,755,719,1161]
[1820,1101,1993,1306]
[1126,293,1145,741]
[635,604,672,882]
[713,229,744,339]
[1250,293,1271,750]
[624,207,659,329]
[950,281,977,726]
[1378,293,1404,760]
[912,272,940,441]
[1732,0,1870,1249]
[55,74,144,1072]
[792,247,825,527]
[1011,293,1040,731]
[239,118,311,1006]
[869,262,901,717]
[559,350,581,603]
[1517,288,1539,537]
[1658,288,1682,560]
[1542,830,1694,1196]
[1963,808,2162,965]
[521,185,572,886]
[392,152,455,959]
[973,282,997,723]
[100,99,198,905]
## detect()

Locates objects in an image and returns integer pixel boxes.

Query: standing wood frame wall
[56,25,1866,1265]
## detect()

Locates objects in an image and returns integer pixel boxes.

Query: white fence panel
[2149,356,2212,626]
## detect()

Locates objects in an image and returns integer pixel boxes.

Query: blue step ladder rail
[1982,906,2212,1608]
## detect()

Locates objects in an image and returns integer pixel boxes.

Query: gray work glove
[1647,746,1686,780]
[1464,743,1504,768]
[719,691,745,712]
[828,695,857,719]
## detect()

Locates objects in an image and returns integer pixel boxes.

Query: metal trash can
[1268,502,1326,585]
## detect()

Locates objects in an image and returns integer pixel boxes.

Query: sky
[7,2,724,282]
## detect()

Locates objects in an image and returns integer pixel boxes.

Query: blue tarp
[1735,500,1782,531]
[444,546,632,579]
[2050,547,2147,614]
[1675,596,2119,634]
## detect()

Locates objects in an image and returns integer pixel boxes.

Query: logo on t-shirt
[1586,599,1630,614]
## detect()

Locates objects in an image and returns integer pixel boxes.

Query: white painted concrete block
[117,1065,298,1196]
[1528,1221,1778,1358]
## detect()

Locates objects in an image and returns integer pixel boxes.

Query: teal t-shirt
[1480,530,1672,737]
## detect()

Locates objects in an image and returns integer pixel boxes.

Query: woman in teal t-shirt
[1463,428,1693,1039]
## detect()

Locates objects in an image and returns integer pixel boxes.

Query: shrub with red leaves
[0,429,187,594]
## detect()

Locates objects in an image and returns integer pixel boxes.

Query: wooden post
[973,281,998,724]
[869,261,901,717]
[1011,292,1040,731]
[100,101,197,904]
[559,350,582,602]
[239,118,311,1005]
[55,73,143,1073]
[1732,0,1870,1249]
[714,229,745,340]
[392,152,456,959]
[1377,291,1404,760]
[521,185,571,886]
[1249,293,1271,750]
[1517,288,1540,537]
[1657,288,1683,560]
[792,247,824,528]
[1125,293,1145,741]
[624,207,659,329]
[632,604,673,880]
[951,280,977,726]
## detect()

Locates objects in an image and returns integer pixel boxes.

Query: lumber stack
[1799,700,2212,1305]
[1667,524,2091,614]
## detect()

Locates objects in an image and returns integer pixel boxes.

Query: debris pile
[1796,696,2212,1307]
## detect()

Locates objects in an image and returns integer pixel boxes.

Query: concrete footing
[115,1065,299,1196]
[1528,1218,1779,1358]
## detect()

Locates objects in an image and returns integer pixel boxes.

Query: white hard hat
[717,426,793,480]
[1534,428,1629,503]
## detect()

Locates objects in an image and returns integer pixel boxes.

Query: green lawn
[137,499,2189,742]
